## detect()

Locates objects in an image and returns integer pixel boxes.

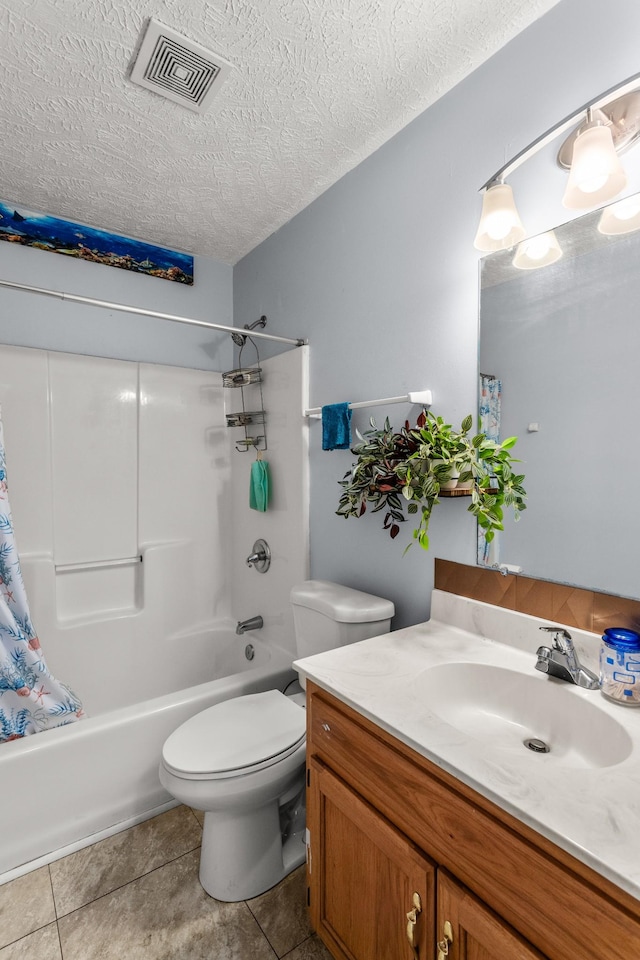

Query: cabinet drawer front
[308,687,640,960]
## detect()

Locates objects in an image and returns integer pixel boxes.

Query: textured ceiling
[1,0,560,264]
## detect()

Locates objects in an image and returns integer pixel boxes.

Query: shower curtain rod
[0,278,307,347]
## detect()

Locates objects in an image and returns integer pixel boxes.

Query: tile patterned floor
[0,807,332,960]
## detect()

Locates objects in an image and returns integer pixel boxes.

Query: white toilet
[159,580,394,901]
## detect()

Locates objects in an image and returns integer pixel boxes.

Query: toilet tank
[291,580,395,659]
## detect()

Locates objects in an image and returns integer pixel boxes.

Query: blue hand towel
[250,460,271,512]
[322,402,352,451]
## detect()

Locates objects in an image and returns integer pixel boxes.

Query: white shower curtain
[0,408,83,743]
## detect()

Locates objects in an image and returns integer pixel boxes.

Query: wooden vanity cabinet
[306,683,640,960]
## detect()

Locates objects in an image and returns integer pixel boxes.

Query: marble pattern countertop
[294,590,640,903]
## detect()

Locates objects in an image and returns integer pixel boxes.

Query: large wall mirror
[479,194,640,600]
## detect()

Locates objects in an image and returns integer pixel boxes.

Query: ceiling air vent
[130,19,233,114]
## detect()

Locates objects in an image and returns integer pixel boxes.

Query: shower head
[231,315,267,346]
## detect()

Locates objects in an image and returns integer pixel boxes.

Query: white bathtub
[0,632,296,881]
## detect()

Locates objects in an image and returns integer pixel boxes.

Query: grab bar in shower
[55,555,143,573]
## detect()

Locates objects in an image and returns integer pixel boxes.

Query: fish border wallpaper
[0,200,194,284]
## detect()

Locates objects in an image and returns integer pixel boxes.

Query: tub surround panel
[0,344,309,696]
[138,363,231,626]
[21,547,231,716]
[0,344,232,714]
[54,561,140,624]
[230,346,310,657]
[435,558,640,632]
[49,353,138,567]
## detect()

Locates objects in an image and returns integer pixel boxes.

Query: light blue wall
[233,0,640,628]
[0,236,233,371]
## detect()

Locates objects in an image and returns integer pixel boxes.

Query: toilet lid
[162,690,306,780]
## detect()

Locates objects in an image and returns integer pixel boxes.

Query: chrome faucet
[236,616,263,635]
[535,626,599,689]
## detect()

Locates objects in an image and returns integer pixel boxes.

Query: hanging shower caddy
[223,317,268,452]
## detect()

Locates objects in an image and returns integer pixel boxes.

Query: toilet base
[158,695,308,902]
[282,823,307,874]
[199,799,306,901]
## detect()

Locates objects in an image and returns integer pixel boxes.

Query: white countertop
[294,590,640,903]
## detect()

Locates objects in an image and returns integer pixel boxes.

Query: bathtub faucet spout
[236,616,263,635]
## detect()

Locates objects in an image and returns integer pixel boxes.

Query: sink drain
[524,737,550,754]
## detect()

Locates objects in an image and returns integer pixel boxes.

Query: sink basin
[416,662,633,769]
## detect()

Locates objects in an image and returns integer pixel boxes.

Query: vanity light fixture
[512,230,562,270]
[597,192,640,235]
[561,114,627,209]
[473,181,526,251]
[474,73,640,252]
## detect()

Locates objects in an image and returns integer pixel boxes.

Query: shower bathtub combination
[0,629,295,880]
[0,337,309,883]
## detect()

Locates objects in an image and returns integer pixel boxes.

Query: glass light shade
[512,231,563,270]
[598,193,640,235]
[473,183,526,251]
[562,124,627,209]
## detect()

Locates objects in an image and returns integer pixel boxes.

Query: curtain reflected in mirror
[477,374,502,569]
[479,192,640,600]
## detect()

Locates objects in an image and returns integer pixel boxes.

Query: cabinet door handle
[405,891,422,958]
[437,920,453,960]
